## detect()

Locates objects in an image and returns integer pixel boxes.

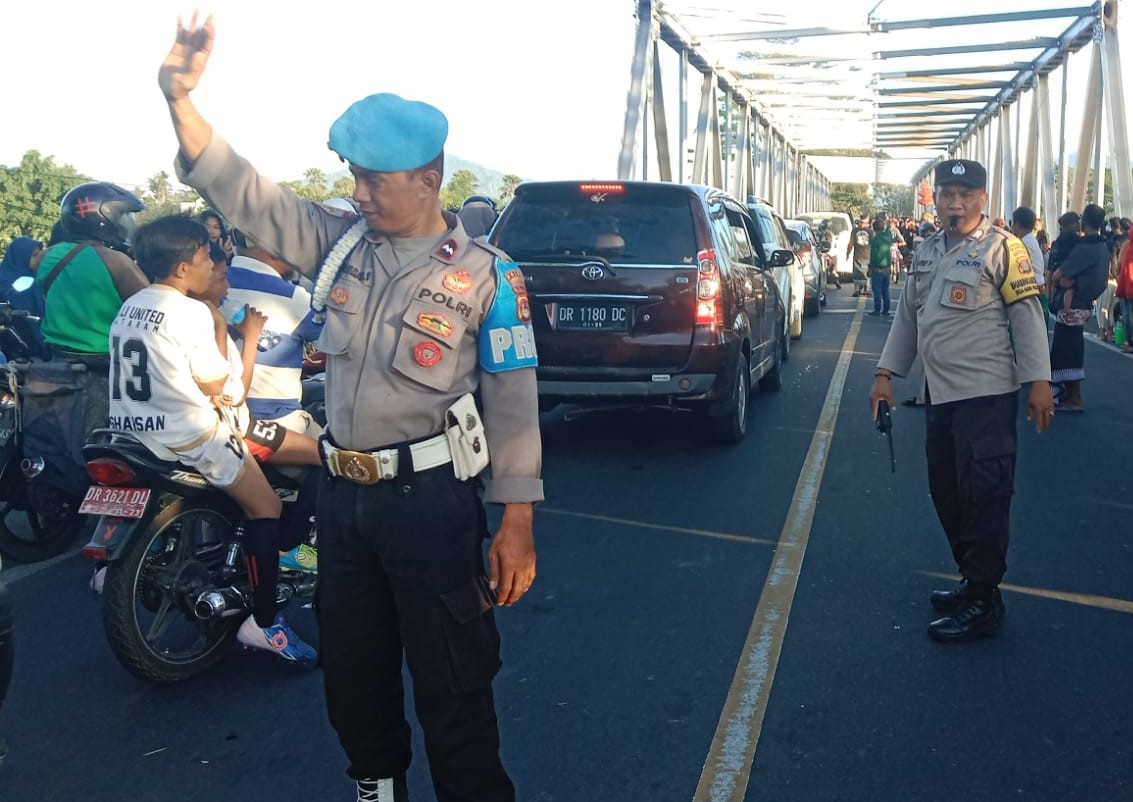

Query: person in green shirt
[868,217,894,316]
[35,182,150,460]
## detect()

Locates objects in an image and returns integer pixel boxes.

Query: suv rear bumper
[538,372,719,402]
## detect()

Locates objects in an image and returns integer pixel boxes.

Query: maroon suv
[489,181,792,443]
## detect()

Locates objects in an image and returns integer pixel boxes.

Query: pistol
[876,399,895,473]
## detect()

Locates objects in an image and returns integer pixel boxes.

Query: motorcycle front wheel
[0,481,85,564]
[102,499,240,684]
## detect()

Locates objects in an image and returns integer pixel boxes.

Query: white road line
[538,507,777,546]
[693,307,864,802]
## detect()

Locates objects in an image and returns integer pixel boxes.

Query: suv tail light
[695,249,724,327]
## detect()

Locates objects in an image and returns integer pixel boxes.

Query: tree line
[0,150,524,252]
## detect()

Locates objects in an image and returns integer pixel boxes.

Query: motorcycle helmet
[320,197,358,214]
[460,194,497,212]
[59,182,145,253]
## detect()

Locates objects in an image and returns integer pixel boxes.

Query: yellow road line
[693,306,864,802]
[920,571,1133,614]
[538,507,776,546]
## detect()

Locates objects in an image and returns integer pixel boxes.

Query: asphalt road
[2,282,1132,802]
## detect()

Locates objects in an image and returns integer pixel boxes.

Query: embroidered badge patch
[435,239,458,260]
[503,268,532,322]
[330,286,349,305]
[950,285,967,305]
[417,312,454,337]
[1001,238,1041,304]
[414,341,443,367]
[443,271,473,294]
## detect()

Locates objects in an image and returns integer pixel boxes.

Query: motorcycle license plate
[78,486,152,518]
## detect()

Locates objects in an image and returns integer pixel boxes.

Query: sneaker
[357,776,409,802]
[279,543,318,573]
[89,565,107,594]
[237,613,317,663]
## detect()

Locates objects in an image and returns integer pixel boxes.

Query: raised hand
[158,12,215,101]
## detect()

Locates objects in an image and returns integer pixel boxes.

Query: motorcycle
[0,287,88,563]
[80,431,319,684]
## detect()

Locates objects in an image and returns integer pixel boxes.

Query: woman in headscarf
[0,238,43,297]
[0,237,50,357]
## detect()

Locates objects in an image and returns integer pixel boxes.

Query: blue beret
[328,93,448,172]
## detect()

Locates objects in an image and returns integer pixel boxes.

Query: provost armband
[1000,237,1041,304]
[479,259,538,373]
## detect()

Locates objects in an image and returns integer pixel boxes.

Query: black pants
[924,390,1018,592]
[317,465,514,802]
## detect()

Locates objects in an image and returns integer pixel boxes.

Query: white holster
[445,393,490,480]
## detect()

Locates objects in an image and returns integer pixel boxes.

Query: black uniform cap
[935,159,986,189]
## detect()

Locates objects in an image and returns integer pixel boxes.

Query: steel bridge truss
[616,1,833,215]
[618,0,1130,226]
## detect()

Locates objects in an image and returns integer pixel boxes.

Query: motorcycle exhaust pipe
[194,588,249,620]
[20,456,44,479]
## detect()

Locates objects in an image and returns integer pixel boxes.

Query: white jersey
[108,285,239,451]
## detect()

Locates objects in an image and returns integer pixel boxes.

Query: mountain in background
[445,154,508,196]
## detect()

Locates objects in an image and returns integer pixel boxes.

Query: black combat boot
[927,588,1005,642]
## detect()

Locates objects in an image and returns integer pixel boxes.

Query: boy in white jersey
[109,215,315,662]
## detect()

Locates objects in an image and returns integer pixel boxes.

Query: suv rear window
[494,184,698,265]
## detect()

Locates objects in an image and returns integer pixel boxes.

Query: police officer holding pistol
[869,159,1053,643]
[160,15,541,802]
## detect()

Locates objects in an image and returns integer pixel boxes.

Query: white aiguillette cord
[310,219,368,323]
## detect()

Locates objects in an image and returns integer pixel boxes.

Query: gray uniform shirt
[877,216,1051,405]
[177,136,543,504]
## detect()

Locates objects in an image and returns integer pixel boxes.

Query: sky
[0,1,638,190]
[0,1,1125,192]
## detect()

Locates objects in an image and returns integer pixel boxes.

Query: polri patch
[414,341,443,367]
[417,311,454,337]
[950,285,968,305]
[443,270,473,294]
[330,286,349,305]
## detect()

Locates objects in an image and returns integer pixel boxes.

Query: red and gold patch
[504,268,531,321]
[950,285,967,305]
[443,271,473,294]
[417,311,454,338]
[330,286,349,305]
[413,341,443,367]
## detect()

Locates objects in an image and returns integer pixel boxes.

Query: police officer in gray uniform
[159,15,540,802]
[869,159,1054,643]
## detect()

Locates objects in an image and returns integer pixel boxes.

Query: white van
[796,212,853,279]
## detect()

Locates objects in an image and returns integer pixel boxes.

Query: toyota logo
[581,265,605,280]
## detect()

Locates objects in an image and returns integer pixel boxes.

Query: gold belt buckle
[334,449,381,485]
